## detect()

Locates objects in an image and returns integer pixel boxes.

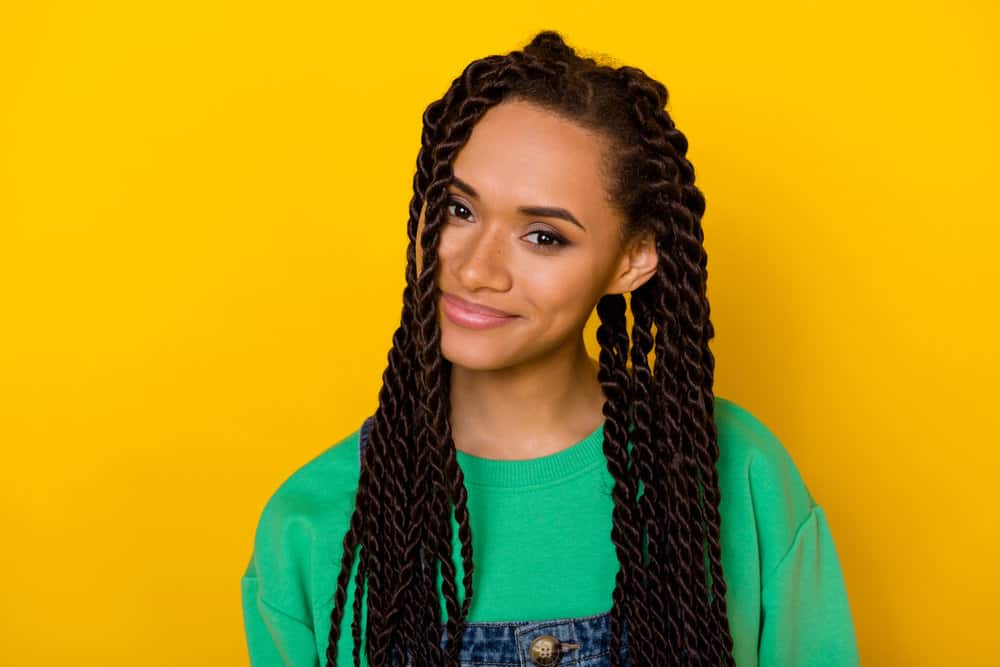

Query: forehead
[450,100,614,211]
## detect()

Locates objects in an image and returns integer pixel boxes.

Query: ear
[604,231,658,295]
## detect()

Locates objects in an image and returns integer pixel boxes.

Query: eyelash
[445,198,569,249]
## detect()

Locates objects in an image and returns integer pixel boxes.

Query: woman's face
[417,99,657,372]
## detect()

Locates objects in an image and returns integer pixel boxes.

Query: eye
[525,230,568,248]
[446,198,473,221]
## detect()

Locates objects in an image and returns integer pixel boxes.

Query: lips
[441,293,515,318]
[439,292,519,331]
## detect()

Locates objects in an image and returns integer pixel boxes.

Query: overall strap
[358,415,375,465]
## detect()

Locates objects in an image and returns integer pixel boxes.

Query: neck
[448,338,606,460]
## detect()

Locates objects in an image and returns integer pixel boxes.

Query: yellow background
[3,1,997,664]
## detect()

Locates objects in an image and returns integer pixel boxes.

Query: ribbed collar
[455,419,608,488]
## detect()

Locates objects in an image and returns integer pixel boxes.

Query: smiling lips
[440,293,518,330]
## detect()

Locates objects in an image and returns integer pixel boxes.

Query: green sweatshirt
[241,396,860,666]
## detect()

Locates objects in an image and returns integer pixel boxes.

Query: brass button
[529,634,562,667]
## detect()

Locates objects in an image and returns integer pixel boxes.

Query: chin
[439,329,518,372]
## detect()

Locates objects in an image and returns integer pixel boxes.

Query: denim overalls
[357,416,635,667]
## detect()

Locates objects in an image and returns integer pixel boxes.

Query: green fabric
[241,396,860,666]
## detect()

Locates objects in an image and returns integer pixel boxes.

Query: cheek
[433,229,458,275]
[522,262,601,320]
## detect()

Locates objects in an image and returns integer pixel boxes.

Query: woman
[241,30,860,667]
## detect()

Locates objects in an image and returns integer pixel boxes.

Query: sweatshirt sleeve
[241,555,320,667]
[757,503,860,666]
[719,398,861,666]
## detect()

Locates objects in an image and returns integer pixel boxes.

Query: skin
[415,99,658,460]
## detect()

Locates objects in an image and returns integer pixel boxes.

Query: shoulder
[714,395,815,507]
[254,424,363,535]
[245,423,363,615]
[712,395,819,575]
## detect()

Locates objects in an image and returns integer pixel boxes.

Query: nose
[453,223,512,293]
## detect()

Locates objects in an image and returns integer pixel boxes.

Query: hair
[323,29,735,667]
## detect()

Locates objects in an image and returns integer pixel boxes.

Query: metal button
[529,634,563,667]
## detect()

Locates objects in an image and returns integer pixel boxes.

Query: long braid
[686,211,733,658]
[324,99,433,664]
[667,116,734,667]
[367,348,411,664]
[412,61,525,666]
[617,73,709,664]
[324,486,363,666]
[397,96,453,667]
[595,294,645,667]
[621,68,737,664]
[626,286,683,664]
[394,94,455,667]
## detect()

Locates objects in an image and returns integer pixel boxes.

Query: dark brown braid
[595,293,647,666]
[323,29,736,666]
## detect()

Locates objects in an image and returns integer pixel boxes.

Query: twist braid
[626,287,681,663]
[596,294,645,667]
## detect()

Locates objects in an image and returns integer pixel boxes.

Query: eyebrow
[450,176,586,231]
